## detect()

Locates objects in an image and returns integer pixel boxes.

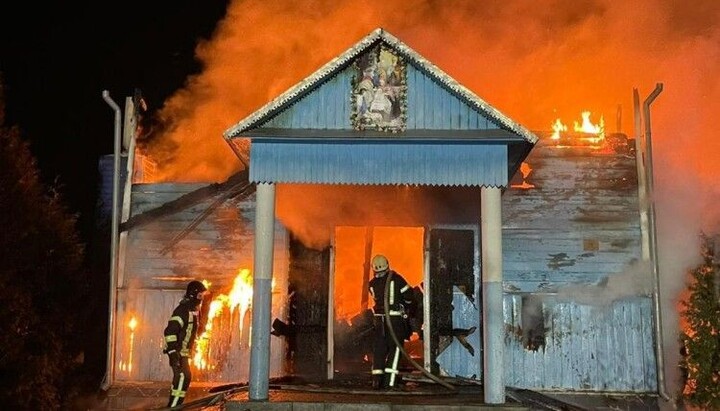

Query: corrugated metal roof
[223,28,538,145]
[249,140,507,186]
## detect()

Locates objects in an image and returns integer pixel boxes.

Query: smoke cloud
[140,0,720,400]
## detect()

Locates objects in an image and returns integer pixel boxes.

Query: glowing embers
[550,111,605,147]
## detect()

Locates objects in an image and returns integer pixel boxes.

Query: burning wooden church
[102,28,661,406]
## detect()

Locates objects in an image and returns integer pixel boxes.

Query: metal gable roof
[222,28,537,187]
[223,28,538,145]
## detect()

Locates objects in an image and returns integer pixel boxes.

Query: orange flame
[510,161,535,189]
[574,111,605,143]
[193,268,268,370]
[118,315,138,373]
[550,111,605,146]
[551,118,567,140]
[128,317,136,373]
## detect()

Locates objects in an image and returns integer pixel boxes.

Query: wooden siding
[262,71,354,130]
[436,286,483,378]
[502,138,642,291]
[115,183,290,383]
[259,63,501,131]
[500,136,656,392]
[504,295,657,392]
[406,65,500,130]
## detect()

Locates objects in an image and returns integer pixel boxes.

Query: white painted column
[249,182,276,400]
[481,186,504,404]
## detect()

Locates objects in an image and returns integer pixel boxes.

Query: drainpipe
[101,90,121,391]
[634,90,650,261]
[643,83,671,402]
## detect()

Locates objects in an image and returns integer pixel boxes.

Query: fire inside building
[98,28,665,409]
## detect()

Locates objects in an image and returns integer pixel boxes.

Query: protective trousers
[371,314,408,388]
[167,356,192,408]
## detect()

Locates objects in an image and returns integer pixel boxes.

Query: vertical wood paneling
[450,93,460,129]
[423,71,433,127]
[502,137,642,291]
[436,288,482,377]
[503,296,657,392]
[118,184,290,384]
[407,67,419,127]
[256,63,505,132]
[262,70,354,130]
[251,141,507,186]
[114,285,289,383]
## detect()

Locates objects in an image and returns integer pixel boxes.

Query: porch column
[481,186,504,404]
[249,182,276,400]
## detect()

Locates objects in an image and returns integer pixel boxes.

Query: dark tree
[678,233,720,409]
[0,77,97,409]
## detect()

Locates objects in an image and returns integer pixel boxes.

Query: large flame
[574,111,604,136]
[192,268,272,370]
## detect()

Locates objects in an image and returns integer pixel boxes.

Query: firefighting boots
[386,373,403,390]
[372,374,385,390]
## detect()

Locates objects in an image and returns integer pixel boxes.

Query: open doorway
[329,226,424,378]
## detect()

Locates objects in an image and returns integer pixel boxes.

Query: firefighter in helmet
[368,254,415,389]
[163,280,207,408]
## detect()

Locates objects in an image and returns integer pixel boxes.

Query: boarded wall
[113,183,289,383]
[501,135,657,392]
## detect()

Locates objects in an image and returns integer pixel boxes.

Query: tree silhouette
[0,76,97,409]
[678,233,720,409]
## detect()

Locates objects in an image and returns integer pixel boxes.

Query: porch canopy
[222,27,538,404]
[224,28,537,188]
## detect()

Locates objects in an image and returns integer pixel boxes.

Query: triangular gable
[223,28,537,144]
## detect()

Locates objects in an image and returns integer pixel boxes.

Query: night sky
[0,0,229,241]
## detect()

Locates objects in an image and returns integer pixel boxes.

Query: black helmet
[185,280,207,300]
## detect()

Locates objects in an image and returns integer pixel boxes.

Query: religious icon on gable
[351,45,407,132]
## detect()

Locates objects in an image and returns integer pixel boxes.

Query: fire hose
[383,271,456,391]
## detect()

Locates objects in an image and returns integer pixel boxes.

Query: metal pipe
[101,90,121,391]
[634,89,650,261]
[643,83,671,402]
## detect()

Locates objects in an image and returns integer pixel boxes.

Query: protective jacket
[163,297,201,357]
[369,270,414,316]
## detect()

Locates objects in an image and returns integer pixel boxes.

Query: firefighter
[163,280,207,408]
[368,254,415,389]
